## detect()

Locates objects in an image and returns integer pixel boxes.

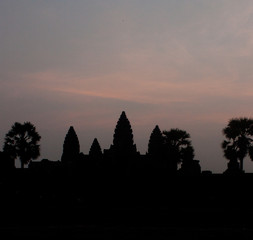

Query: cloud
[17,63,253,129]
[2,0,253,172]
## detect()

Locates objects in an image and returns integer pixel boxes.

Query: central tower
[107,111,138,168]
[111,111,137,155]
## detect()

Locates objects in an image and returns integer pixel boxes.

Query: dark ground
[1,206,253,239]
[1,170,253,239]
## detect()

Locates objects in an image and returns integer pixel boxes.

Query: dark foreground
[1,170,253,239]
[1,207,253,239]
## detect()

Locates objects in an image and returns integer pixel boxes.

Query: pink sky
[1,1,253,172]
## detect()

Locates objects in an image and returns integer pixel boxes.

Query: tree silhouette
[111,111,137,155]
[222,117,253,172]
[3,122,41,169]
[179,146,201,175]
[89,138,103,166]
[162,128,194,172]
[61,126,80,164]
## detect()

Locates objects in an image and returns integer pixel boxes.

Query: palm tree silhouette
[222,117,253,172]
[3,122,41,168]
[162,128,194,171]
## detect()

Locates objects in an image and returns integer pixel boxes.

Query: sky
[1,0,253,173]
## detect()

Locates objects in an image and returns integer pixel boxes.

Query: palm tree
[162,128,194,172]
[222,117,253,172]
[3,122,41,168]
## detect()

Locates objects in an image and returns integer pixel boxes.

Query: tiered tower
[107,111,138,167]
[61,126,80,164]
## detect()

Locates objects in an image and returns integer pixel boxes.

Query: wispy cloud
[2,0,253,172]
[22,68,253,107]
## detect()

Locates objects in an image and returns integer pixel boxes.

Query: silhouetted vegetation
[163,128,195,173]
[3,122,41,168]
[222,117,253,174]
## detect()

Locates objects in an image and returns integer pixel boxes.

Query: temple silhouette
[25,111,201,175]
[0,111,253,238]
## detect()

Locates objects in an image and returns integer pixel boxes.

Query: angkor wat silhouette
[0,111,253,238]
[25,111,202,175]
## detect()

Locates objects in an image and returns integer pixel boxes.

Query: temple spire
[61,126,80,164]
[111,111,137,155]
